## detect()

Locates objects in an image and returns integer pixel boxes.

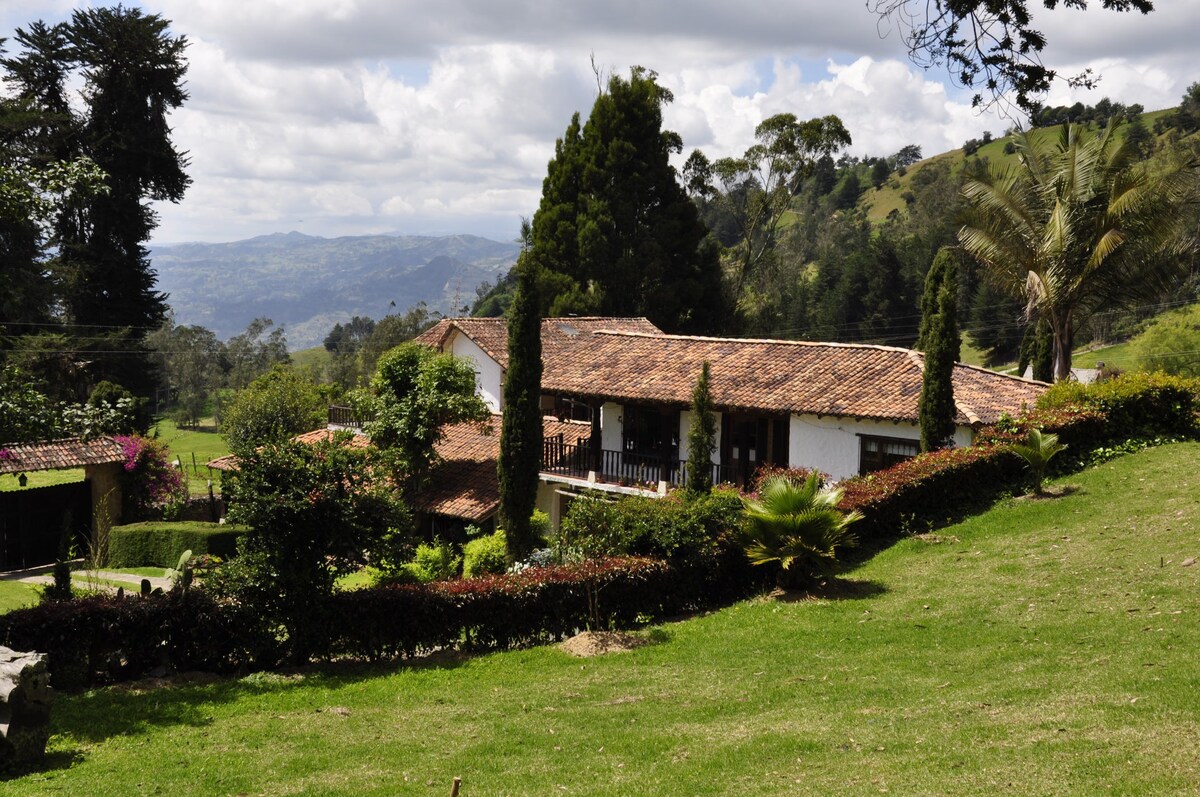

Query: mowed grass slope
[10,443,1200,795]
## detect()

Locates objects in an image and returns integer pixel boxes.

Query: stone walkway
[0,564,172,593]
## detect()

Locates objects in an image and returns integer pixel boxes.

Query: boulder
[0,646,53,773]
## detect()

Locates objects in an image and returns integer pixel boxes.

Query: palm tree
[740,472,862,589]
[1009,427,1066,496]
[959,120,1199,381]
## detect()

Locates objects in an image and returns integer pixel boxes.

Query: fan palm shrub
[1009,427,1067,495]
[740,472,861,589]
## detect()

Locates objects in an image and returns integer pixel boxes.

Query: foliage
[378,539,461,586]
[918,248,961,451]
[499,255,543,560]
[524,66,724,332]
[219,435,411,662]
[687,113,851,320]
[959,121,1199,380]
[1008,428,1066,494]
[113,435,188,522]
[559,488,744,568]
[0,591,275,690]
[740,473,861,588]
[686,361,717,494]
[1128,301,1200,376]
[0,7,193,398]
[362,342,489,494]
[219,365,325,457]
[463,531,509,578]
[871,0,1155,112]
[108,521,246,568]
[0,366,138,443]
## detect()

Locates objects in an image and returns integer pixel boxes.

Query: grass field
[7,442,1199,795]
[0,579,39,613]
[0,468,86,492]
[150,418,230,495]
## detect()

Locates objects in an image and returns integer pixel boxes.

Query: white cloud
[4,0,1195,243]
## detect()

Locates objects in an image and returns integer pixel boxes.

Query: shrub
[108,521,247,568]
[113,435,189,521]
[384,539,461,585]
[741,473,861,588]
[0,592,276,690]
[463,532,508,578]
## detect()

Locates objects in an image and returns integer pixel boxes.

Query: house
[414,317,1047,528]
[212,317,1045,534]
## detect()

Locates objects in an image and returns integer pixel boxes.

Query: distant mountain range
[150,232,520,349]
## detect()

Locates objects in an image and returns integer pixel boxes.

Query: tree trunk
[0,647,54,773]
[1052,318,1074,382]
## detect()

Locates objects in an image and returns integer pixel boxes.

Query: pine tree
[56,7,191,396]
[918,250,960,452]
[527,67,724,333]
[686,361,716,495]
[499,254,544,563]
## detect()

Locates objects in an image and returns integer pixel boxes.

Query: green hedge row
[108,521,247,568]
[0,554,765,688]
[838,372,1200,545]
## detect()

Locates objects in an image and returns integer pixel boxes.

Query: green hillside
[860,108,1181,223]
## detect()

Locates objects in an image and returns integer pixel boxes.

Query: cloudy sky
[3,0,1198,244]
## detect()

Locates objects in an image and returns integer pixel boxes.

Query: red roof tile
[538,331,1045,426]
[0,437,125,474]
[414,317,663,370]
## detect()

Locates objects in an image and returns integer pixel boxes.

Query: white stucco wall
[448,332,503,412]
[600,402,623,452]
[678,409,722,466]
[788,414,974,481]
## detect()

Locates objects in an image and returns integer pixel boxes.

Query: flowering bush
[0,448,14,462]
[114,435,188,520]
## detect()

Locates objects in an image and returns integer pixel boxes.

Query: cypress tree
[686,361,717,495]
[918,253,961,452]
[499,254,543,562]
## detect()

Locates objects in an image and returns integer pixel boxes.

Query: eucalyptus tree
[958,121,1199,381]
[686,113,851,313]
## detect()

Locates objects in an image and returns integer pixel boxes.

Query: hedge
[108,521,247,568]
[1,552,765,688]
[838,372,1200,546]
[0,591,277,690]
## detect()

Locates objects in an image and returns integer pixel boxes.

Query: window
[859,434,919,475]
[622,405,679,460]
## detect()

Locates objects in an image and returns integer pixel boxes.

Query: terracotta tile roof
[414,317,663,370]
[0,437,124,474]
[208,417,591,523]
[538,331,1046,426]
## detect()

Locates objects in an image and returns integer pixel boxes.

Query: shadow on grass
[46,652,471,750]
[772,577,887,603]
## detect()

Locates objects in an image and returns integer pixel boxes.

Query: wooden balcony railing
[541,436,738,488]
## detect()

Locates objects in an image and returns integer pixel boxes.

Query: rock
[0,646,54,773]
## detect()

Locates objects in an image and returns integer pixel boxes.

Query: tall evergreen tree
[55,7,190,396]
[918,249,960,452]
[686,361,716,495]
[527,67,724,333]
[499,254,544,562]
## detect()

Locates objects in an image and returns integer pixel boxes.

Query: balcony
[540,436,737,489]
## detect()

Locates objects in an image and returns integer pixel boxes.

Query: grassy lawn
[1074,340,1134,371]
[8,442,1200,795]
[151,418,230,495]
[0,579,39,613]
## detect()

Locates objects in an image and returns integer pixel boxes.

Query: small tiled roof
[208,417,591,523]
[414,416,588,521]
[414,317,663,370]
[0,437,124,475]
[538,331,1046,426]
